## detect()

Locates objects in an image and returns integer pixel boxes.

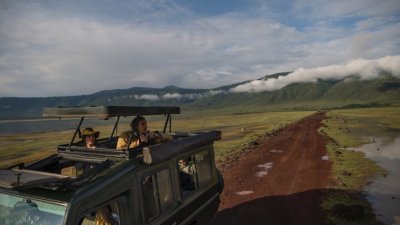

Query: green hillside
[185,74,400,111]
[1,72,399,119]
[0,86,208,119]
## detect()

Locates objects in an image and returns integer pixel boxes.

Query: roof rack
[0,131,221,191]
[58,131,221,162]
[0,155,112,190]
[0,169,70,190]
[57,145,136,159]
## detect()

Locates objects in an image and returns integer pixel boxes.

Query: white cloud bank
[131,90,225,101]
[230,55,400,93]
[134,94,160,101]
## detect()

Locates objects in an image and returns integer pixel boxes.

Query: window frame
[175,145,217,200]
[77,196,126,225]
[194,149,214,189]
[137,161,177,224]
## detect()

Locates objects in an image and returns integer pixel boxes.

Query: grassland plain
[320,107,400,225]
[0,110,314,168]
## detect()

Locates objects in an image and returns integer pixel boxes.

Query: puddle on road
[236,190,254,195]
[255,162,273,177]
[258,162,273,169]
[353,137,400,225]
[255,171,268,177]
[270,149,283,153]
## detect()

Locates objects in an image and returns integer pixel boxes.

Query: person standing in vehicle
[116,116,171,150]
[61,127,99,176]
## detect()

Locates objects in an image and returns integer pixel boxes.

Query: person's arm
[147,131,173,143]
[128,139,140,149]
[147,131,162,142]
[116,131,129,150]
[116,131,140,150]
[160,133,174,141]
[116,137,127,150]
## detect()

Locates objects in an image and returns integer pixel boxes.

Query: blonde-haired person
[94,207,118,225]
[116,116,172,150]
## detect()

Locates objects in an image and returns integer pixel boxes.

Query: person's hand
[140,134,147,142]
[147,132,162,140]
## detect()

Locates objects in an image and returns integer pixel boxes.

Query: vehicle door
[173,146,220,225]
[137,161,179,225]
[137,145,219,225]
[77,196,129,225]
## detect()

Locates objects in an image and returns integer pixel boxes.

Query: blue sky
[0,0,399,97]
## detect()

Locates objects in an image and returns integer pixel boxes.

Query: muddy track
[212,112,333,225]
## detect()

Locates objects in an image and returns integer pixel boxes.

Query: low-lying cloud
[134,94,160,101]
[230,55,400,93]
[131,90,225,101]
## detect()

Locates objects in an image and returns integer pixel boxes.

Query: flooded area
[353,137,400,225]
[0,119,82,134]
[0,117,128,135]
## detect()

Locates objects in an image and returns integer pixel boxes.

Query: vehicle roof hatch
[0,169,70,190]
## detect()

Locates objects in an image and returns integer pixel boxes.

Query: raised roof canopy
[43,106,181,119]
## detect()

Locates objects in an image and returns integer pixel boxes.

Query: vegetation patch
[322,189,384,225]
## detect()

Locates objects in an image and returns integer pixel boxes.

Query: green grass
[171,110,314,162]
[0,109,315,168]
[321,189,384,225]
[319,107,400,225]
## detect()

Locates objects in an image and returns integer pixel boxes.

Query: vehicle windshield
[0,192,67,225]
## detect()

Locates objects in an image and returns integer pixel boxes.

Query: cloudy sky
[1,0,400,97]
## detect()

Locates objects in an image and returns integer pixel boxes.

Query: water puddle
[255,162,273,177]
[255,171,268,177]
[353,137,400,225]
[270,149,283,153]
[236,190,254,195]
[321,155,329,160]
[257,162,273,169]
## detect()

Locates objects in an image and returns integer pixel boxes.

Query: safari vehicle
[0,106,224,225]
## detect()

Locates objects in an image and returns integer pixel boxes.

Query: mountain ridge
[1,72,399,119]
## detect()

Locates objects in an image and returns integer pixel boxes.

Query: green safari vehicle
[0,106,224,225]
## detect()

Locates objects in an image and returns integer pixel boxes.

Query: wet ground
[212,112,333,225]
[353,138,400,225]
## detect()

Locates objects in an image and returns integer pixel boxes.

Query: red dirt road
[212,112,333,225]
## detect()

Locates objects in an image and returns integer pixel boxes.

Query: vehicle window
[80,200,120,225]
[0,192,66,225]
[142,168,174,223]
[177,150,213,197]
[194,151,213,188]
[142,175,158,221]
[156,169,174,211]
[177,156,197,195]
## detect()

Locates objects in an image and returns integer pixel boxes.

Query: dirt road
[212,112,333,225]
